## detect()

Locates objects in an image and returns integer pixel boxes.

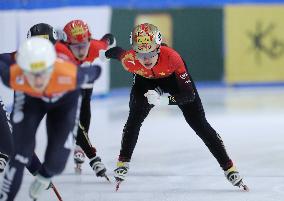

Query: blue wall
[1,0,284,9]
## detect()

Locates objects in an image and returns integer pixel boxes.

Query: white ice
[1,86,284,201]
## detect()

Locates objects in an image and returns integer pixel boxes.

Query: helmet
[16,37,56,73]
[130,23,162,53]
[27,23,58,44]
[63,20,91,43]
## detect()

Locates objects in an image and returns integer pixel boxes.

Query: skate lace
[93,161,106,173]
[90,156,106,176]
[114,166,128,180]
[114,161,129,180]
[228,172,240,183]
[0,158,7,170]
[225,170,242,186]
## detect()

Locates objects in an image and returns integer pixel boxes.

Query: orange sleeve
[10,64,23,88]
[9,61,79,97]
[46,59,78,94]
[9,64,39,95]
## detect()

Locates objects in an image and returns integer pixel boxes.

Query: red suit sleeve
[167,50,195,105]
[55,42,77,63]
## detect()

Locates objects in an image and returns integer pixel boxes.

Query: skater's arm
[167,51,195,105]
[0,53,14,86]
[100,33,116,49]
[105,46,127,60]
[76,64,102,88]
[0,52,16,65]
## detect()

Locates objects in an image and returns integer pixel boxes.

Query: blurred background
[1,1,284,200]
[1,0,284,104]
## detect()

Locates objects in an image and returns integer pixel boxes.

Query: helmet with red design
[130,23,162,53]
[63,19,91,61]
[63,19,91,43]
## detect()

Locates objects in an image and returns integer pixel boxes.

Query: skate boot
[29,174,51,200]
[114,161,129,191]
[0,152,8,173]
[89,156,109,181]
[74,145,85,174]
[224,166,249,191]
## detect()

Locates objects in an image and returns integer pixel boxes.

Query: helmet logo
[30,61,46,72]
[64,20,91,43]
[136,35,151,44]
[37,34,49,40]
[71,26,85,36]
[135,32,155,52]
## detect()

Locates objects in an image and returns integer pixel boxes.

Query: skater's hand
[144,90,160,105]
[101,33,116,49]
[144,90,168,106]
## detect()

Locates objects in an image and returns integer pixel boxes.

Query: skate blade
[114,176,124,191]
[237,180,249,192]
[103,174,111,183]
[241,184,249,192]
[74,164,82,174]
[115,180,123,191]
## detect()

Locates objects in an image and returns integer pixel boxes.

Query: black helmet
[27,23,58,44]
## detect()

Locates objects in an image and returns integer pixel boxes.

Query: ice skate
[114,161,129,191]
[224,166,249,191]
[74,145,85,174]
[0,152,8,173]
[89,156,110,182]
[29,174,51,200]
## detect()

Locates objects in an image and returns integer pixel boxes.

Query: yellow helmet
[130,23,162,53]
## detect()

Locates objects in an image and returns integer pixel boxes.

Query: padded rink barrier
[225,5,284,84]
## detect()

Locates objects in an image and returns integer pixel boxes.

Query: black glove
[101,33,116,48]
[105,46,125,60]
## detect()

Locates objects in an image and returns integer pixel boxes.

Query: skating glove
[98,34,117,62]
[101,33,117,49]
[144,89,169,106]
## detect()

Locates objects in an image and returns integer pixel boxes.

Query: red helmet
[63,20,91,43]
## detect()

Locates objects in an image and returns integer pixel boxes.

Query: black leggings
[119,74,232,170]
[75,88,97,159]
[0,97,13,157]
[0,91,81,201]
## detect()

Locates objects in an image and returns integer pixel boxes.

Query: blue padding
[1,0,284,10]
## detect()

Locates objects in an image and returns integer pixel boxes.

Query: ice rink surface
[1,86,284,201]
